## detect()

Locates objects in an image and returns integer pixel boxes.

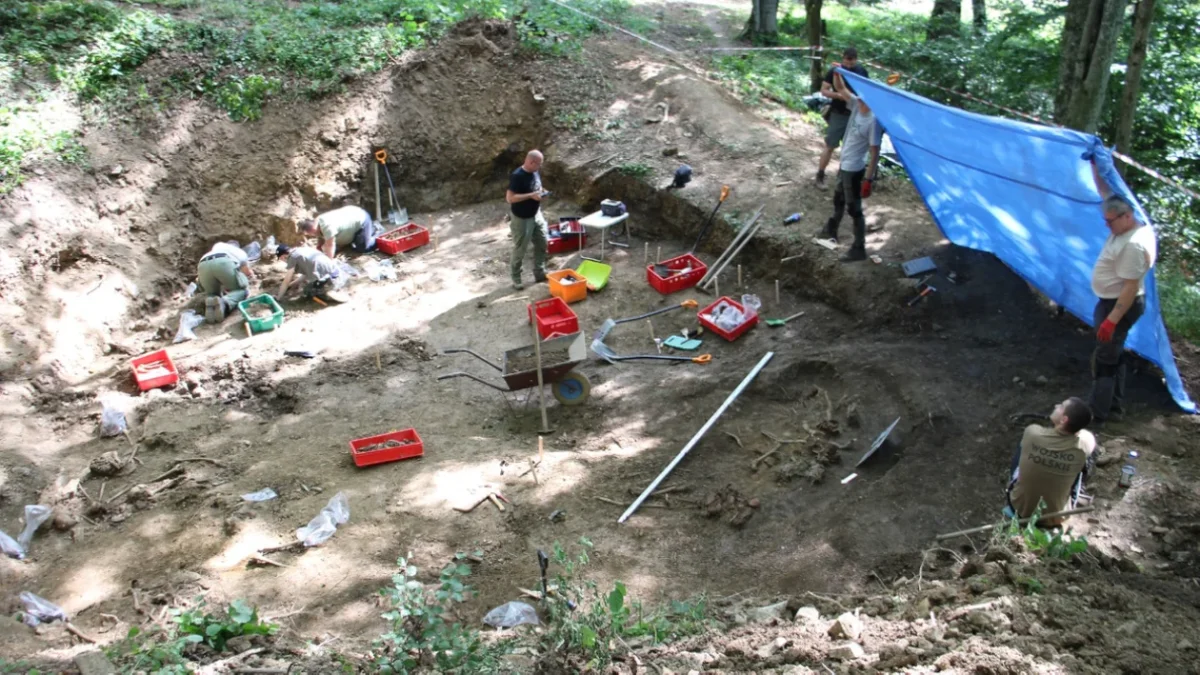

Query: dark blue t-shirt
[509,167,542,219]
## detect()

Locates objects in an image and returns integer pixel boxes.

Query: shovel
[374,149,409,226]
[765,310,805,327]
[593,300,699,343]
[690,184,731,254]
[591,340,711,365]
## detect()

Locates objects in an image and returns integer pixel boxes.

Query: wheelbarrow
[437,332,591,406]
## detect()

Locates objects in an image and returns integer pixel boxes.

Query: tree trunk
[971,0,987,33]
[741,0,780,44]
[1054,0,1129,133]
[1115,0,1156,173]
[807,0,824,92]
[927,0,962,40]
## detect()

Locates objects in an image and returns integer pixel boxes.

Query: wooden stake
[647,319,655,343]
[935,507,1095,541]
[433,233,439,252]
[487,494,506,512]
[538,436,545,463]
[775,279,780,305]
[737,264,742,288]
[375,352,381,372]
[644,242,649,266]
[656,245,661,263]
[715,274,720,298]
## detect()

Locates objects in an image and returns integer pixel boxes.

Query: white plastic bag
[295,492,349,546]
[241,488,278,503]
[483,601,540,628]
[183,281,197,299]
[366,259,397,282]
[173,309,205,343]
[1,529,24,559]
[324,492,350,525]
[19,592,68,626]
[741,294,762,318]
[709,301,745,332]
[99,404,127,438]
[332,262,359,291]
[17,505,52,550]
[243,241,262,262]
[296,511,337,547]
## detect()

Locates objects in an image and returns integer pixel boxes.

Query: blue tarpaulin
[841,69,1195,413]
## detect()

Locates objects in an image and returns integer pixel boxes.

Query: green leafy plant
[1004,502,1090,561]
[617,162,652,178]
[174,598,278,652]
[554,109,594,130]
[1016,575,1045,595]
[106,625,192,674]
[374,551,508,674]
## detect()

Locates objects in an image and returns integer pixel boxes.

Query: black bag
[601,200,626,217]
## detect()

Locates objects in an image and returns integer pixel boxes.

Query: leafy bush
[374,551,508,674]
[1003,502,1089,561]
[68,10,176,100]
[174,598,278,652]
[1158,263,1200,343]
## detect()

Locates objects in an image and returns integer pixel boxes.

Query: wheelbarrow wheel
[552,371,591,406]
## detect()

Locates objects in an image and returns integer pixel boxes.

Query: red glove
[1097,319,1117,343]
[861,179,873,198]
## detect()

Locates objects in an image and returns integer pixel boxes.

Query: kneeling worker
[296,204,381,258]
[1005,397,1096,526]
[198,241,257,323]
[275,245,347,304]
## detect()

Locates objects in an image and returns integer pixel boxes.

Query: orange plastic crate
[350,428,424,467]
[527,297,579,339]
[377,224,429,255]
[130,349,179,391]
[547,269,587,304]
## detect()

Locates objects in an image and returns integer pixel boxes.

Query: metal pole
[619,352,775,523]
[374,162,382,222]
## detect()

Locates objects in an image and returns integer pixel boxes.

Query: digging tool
[907,284,936,307]
[374,149,408,226]
[765,311,806,328]
[689,184,731,253]
[591,340,711,365]
[531,319,553,435]
[593,300,699,343]
[538,549,550,605]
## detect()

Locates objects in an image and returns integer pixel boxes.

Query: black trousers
[825,169,866,250]
[1089,295,1145,419]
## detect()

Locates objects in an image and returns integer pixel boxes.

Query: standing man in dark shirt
[506,149,549,290]
[816,47,869,188]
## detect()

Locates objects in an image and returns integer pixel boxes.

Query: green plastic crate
[238,294,284,334]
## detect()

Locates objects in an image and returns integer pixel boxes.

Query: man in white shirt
[197,241,257,323]
[1086,144,1158,423]
[819,69,882,262]
[297,204,379,258]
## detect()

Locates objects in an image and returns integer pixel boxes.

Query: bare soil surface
[3,16,1200,673]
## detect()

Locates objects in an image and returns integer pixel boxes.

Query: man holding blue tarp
[1085,145,1158,423]
[818,70,882,262]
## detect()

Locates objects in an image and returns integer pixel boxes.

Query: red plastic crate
[698,297,758,342]
[547,232,587,254]
[527,297,579,340]
[350,428,424,467]
[376,223,430,255]
[647,253,707,294]
[130,349,179,391]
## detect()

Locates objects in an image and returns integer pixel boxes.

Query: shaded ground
[2,13,1200,673]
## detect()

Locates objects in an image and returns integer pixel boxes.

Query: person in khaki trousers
[506,149,549,290]
[197,241,256,323]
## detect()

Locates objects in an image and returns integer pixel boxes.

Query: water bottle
[784,212,803,225]
[1118,450,1139,488]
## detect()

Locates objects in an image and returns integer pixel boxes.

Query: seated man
[297,204,381,258]
[274,245,346,304]
[197,240,257,323]
[1005,397,1096,526]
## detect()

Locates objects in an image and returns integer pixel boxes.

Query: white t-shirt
[206,242,249,264]
[1091,225,1157,299]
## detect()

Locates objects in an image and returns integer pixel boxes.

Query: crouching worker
[274,245,348,304]
[198,241,257,323]
[1005,397,1096,527]
[296,205,381,258]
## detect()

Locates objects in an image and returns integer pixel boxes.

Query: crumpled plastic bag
[707,300,746,332]
[183,281,197,299]
[365,259,397,282]
[173,309,205,343]
[19,591,68,627]
[17,505,52,550]
[243,241,262,263]
[1,529,24,559]
[741,294,762,318]
[483,601,540,628]
[295,491,349,546]
[99,404,128,438]
[331,261,359,291]
[241,488,278,502]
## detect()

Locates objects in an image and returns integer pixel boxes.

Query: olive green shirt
[1010,424,1095,525]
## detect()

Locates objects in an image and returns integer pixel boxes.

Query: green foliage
[1015,575,1045,595]
[106,625,192,674]
[517,0,646,56]
[374,551,508,674]
[174,598,278,652]
[67,9,176,100]
[617,162,652,178]
[1158,263,1200,343]
[1004,502,1089,561]
[554,109,594,130]
[214,74,281,122]
[538,539,709,671]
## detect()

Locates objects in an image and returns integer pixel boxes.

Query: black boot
[840,246,866,262]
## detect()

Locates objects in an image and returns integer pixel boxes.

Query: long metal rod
[702,218,764,290]
[374,163,382,222]
[935,507,1095,541]
[618,352,775,523]
[698,206,763,287]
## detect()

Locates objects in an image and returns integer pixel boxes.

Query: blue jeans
[351,215,381,252]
